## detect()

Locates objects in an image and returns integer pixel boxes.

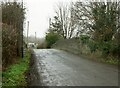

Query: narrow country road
[30,49,118,86]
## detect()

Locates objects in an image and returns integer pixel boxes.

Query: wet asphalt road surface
[31,49,118,86]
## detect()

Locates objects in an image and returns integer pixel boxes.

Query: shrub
[87,40,98,53]
[37,43,46,49]
[80,35,90,44]
[2,24,18,68]
[45,32,60,48]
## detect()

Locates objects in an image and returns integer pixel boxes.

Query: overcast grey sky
[1,0,118,38]
[24,0,76,38]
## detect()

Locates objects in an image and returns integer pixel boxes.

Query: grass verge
[2,49,30,87]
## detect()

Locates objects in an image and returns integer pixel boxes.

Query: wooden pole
[27,21,29,48]
[21,0,24,58]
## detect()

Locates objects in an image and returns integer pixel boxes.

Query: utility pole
[35,32,37,48]
[27,21,29,48]
[21,0,24,58]
[35,32,36,43]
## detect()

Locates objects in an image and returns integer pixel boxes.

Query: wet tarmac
[31,49,118,86]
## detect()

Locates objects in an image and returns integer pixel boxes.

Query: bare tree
[54,2,77,39]
[72,1,94,37]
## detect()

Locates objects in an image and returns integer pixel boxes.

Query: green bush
[99,42,111,57]
[80,35,90,44]
[87,40,98,53]
[45,32,60,48]
[110,42,120,58]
